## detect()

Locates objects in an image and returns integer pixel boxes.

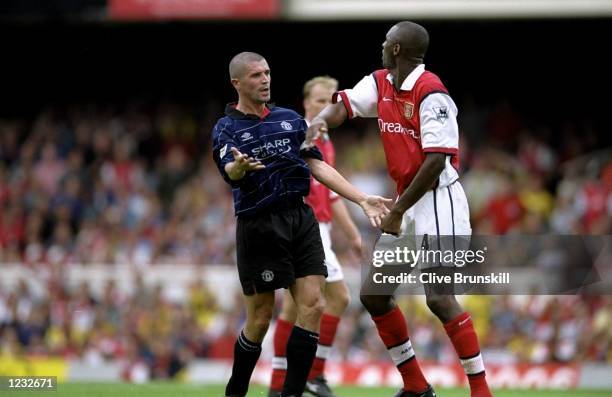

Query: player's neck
[392,63,418,90]
[236,99,266,117]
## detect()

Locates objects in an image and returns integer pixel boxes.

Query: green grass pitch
[5,383,611,397]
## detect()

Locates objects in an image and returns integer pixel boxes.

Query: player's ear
[393,43,401,56]
[231,78,240,90]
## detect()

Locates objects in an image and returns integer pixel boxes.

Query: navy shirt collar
[224,102,276,120]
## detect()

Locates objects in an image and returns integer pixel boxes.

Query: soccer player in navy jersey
[212,52,391,397]
[268,76,360,397]
[306,22,494,397]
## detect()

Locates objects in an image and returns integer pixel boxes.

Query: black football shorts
[236,202,327,295]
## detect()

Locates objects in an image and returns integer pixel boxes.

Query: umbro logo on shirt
[241,132,253,141]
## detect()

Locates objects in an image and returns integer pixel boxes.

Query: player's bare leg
[278,275,325,397]
[270,279,349,397]
[225,291,275,397]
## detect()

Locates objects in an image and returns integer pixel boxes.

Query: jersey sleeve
[333,74,378,119]
[420,92,459,155]
[297,118,324,160]
[212,123,242,187]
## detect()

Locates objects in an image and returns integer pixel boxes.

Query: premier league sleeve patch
[434,106,449,122]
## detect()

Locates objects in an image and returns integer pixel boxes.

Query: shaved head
[389,21,429,62]
[229,51,266,79]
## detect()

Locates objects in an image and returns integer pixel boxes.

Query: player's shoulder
[371,68,390,83]
[213,116,232,131]
[213,116,234,135]
[417,70,448,92]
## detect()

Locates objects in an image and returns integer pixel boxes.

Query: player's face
[303,83,334,120]
[382,27,398,69]
[238,60,271,104]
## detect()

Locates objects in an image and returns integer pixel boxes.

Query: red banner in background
[109,0,280,20]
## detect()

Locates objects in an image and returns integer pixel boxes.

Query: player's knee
[297,294,325,322]
[359,294,391,315]
[327,284,350,312]
[425,294,455,317]
[336,288,350,311]
[251,305,274,332]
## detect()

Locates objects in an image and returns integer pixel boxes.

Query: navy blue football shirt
[212,104,323,217]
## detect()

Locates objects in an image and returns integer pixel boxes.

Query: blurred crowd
[1,277,611,381]
[1,98,611,377]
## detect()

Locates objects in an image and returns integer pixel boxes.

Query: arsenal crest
[404,102,414,118]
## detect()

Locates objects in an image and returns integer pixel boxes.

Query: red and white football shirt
[305,132,338,223]
[334,64,460,195]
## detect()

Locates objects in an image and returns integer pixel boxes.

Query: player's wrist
[389,206,405,217]
[356,194,369,207]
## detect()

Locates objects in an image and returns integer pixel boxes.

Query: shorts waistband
[267,196,305,211]
[238,196,305,219]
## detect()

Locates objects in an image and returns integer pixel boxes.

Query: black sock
[282,326,319,397]
[225,330,262,397]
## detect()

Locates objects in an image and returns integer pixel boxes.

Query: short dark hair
[229,52,266,79]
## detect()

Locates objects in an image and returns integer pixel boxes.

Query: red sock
[372,306,429,393]
[270,318,293,392]
[444,312,492,397]
[308,313,340,380]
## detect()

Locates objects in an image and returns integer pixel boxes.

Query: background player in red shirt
[307,22,494,397]
[268,76,362,397]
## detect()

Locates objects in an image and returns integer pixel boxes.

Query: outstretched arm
[306,102,348,144]
[315,102,349,129]
[306,158,392,227]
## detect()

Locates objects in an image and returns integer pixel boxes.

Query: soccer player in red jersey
[307,22,494,397]
[268,76,362,397]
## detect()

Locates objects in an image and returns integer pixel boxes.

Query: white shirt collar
[385,64,426,91]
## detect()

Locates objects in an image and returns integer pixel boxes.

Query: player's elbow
[328,102,348,128]
[307,158,324,180]
[426,153,447,174]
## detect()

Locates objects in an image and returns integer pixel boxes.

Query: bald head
[388,21,429,62]
[229,51,266,79]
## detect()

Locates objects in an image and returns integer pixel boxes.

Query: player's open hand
[225,147,266,180]
[359,195,393,228]
[305,118,328,146]
[231,147,266,172]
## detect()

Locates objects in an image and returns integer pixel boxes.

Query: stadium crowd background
[1,16,611,382]
[1,94,611,379]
